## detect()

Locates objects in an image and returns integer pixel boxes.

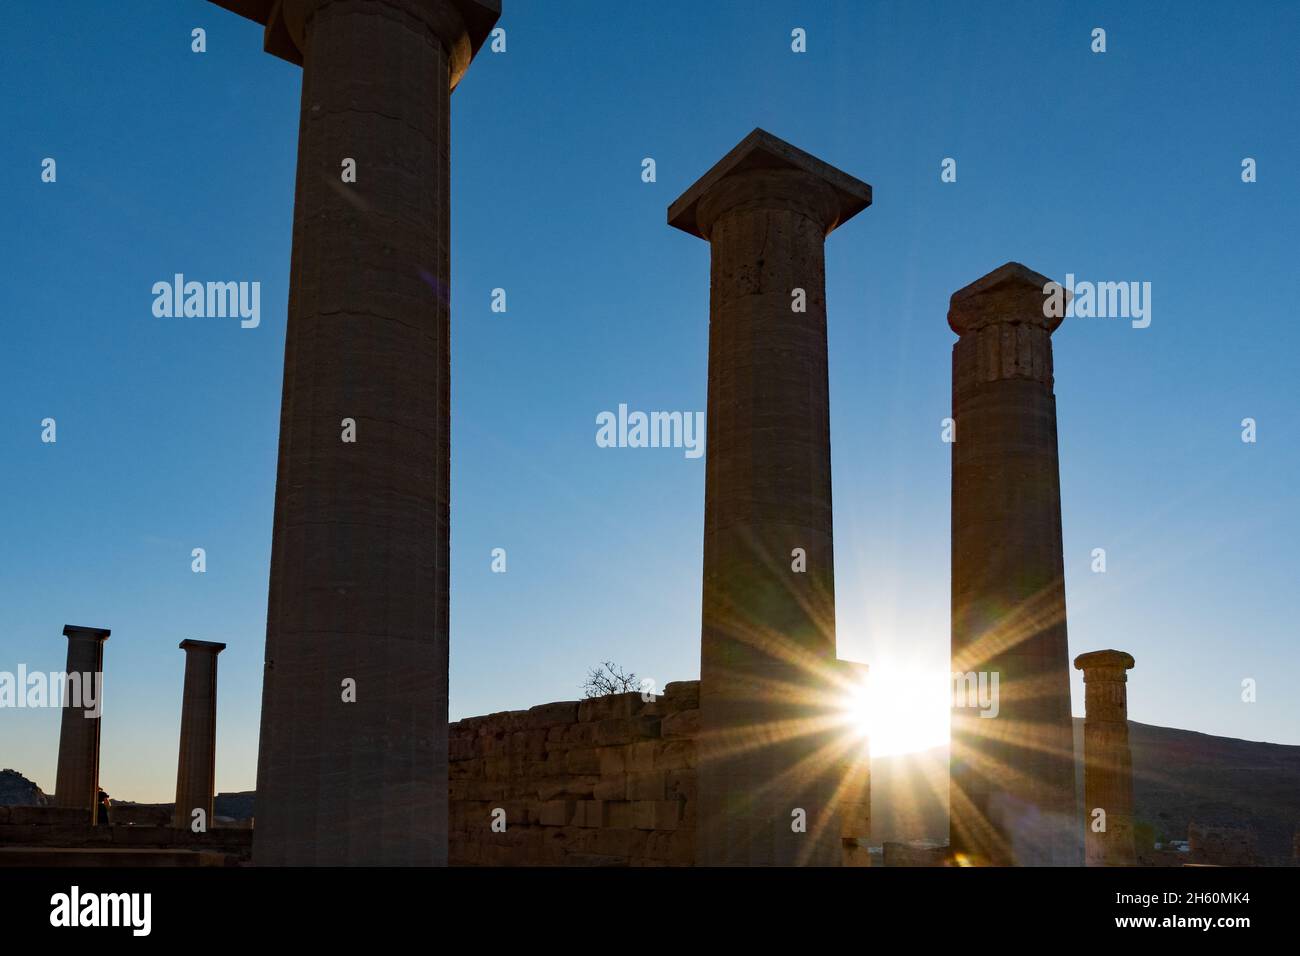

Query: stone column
[212,0,500,865]
[174,640,226,831]
[52,625,109,818]
[948,262,1078,866]
[1074,649,1136,866]
[668,129,871,865]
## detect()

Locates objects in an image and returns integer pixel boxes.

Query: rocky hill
[0,769,49,807]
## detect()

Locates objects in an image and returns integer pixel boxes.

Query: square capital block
[668,128,872,239]
[209,0,501,76]
[61,625,110,642]
[179,639,228,655]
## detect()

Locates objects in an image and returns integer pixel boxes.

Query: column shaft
[948,264,1079,866]
[1076,650,1137,866]
[669,131,871,865]
[255,0,463,866]
[174,641,226,830]
[52,626,109,818]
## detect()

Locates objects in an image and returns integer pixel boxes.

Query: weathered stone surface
[632,800,683,831]
[840,801,870,840]
[597,747,626,776]
[625,741,657,773]
[526,701,579,728]
[574,801,603,828]
[540,801,577,832]
[949,262,1079,867]
[653,740,696,771]
[660,709,700,739]
[627,771,667,802]
[577,692,646,724]
[594,716,660,747]
[657,681,699,709]
[665,770,697,802]
[564,749,601,776]
[593,775,628,802]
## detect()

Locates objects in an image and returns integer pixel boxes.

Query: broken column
[52,625,109,819]
[1075,649,1136,866]
[948,262,1079,866]
[174,640,226,831]
[668,129,871,865]
[212,0,500,864]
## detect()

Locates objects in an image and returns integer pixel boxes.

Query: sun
[838,661,950,758]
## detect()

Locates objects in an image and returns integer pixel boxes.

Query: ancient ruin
[212,0,500,865]
[51,625,109,818]
[669,129,872,865]
[948,263,1079,866]
[8,6,1283,876]
[173,640,226,831]
[1075,649,1136,866]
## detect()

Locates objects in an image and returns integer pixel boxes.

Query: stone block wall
[449,677,872,866]
[449,682,700,866]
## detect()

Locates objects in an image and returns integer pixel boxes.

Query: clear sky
[2,0,1297,801]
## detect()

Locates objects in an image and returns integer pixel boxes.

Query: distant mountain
[871,720,1300,865]
[0,769,50,807]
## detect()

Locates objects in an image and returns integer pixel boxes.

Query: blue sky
[2,0,1297,800]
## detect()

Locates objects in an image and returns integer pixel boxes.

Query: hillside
[872,720,1300,865]
[0,769,49,807]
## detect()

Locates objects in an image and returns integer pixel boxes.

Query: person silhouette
[96,787,110,826]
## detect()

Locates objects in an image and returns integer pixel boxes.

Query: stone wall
[449,678,872,866]
[0,805,253,866]
[449,682,700,866]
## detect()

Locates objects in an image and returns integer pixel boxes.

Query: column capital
[179,639,228,654]
[948,261,1069,336]
[209,0,500,88]
[1074,649,1136,676]
[61,625,110,642]
[667,128,872,241]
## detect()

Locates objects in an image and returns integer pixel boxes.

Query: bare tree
[582,661,639,698]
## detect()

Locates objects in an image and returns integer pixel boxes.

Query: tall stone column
[174,640,226,831]
[52,625,109,818]
[948,262,1078,866]
[1075,650,1136,866]
[668,129,871,865]
[212,0,500,865]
